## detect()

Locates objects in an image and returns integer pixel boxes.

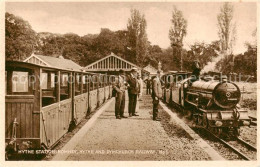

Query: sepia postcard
[0,0,259,167]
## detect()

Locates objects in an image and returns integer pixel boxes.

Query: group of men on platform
[112,68,162,121]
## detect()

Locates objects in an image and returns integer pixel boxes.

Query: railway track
[236,137,257,151]
[202,128,257,160]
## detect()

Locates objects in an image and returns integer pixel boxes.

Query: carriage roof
[6,61,100,75]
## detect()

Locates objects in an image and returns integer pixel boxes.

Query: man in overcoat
[112,69,127,119]
[126,68,140,117]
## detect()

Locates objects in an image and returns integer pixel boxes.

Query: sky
[5,2,257,54]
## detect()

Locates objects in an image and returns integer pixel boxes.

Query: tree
[217,2,237,55]
[127,9,149,66]
[169,6,187,71]
[5,12,37,61]
[244,28,257,52]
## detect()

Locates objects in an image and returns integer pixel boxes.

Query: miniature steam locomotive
[161,71,251,138]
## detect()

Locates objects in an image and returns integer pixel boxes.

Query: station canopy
[83,52,149,75]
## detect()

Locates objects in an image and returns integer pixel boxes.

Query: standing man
[146,75,151,95]
[126,68,140,117]
[152,70,162,121]
[112,69,127,119]
[137,73,143,100]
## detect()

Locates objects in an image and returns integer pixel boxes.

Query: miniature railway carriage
[5,61,112,156]
[161,71,251,138]
[161,71,191,105]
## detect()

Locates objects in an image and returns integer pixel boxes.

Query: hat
[131,67,138,72]
[119,69,124,74]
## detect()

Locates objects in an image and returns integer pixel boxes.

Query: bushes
[240,98,257,110]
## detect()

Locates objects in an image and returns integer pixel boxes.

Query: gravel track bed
[158,109,211,160]
[239,126,257,147]
[192,128,243,160]
[238,109,256,147]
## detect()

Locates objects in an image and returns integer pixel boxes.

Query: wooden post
[55,71,60,102]
[87,74,91,115]
[69,72,76,132]
[108,57,110,69]
[68,72,72,98]
[80,73,84,94]
[112,57,115,69]
[92,75,95,90]
[7,70,13,95]
[33,67,41,138]
[96,74,100,108]
[47,72,51,89]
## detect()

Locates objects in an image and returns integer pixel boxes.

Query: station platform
[51,94,222,161]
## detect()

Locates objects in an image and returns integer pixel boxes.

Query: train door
[5,65,41,149]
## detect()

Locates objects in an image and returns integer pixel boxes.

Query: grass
[234,82,257,111]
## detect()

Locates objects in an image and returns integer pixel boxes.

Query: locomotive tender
[161,71,251,138]
[5,61,113,158]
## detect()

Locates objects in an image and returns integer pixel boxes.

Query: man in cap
[191,60,201,82]
[112,69,127,119]
[152,70,163,121]
[126,67,140,117]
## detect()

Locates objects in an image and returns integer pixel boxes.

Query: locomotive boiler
[186,80,241,109]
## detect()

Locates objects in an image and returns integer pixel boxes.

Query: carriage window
[76,74,80,90]
[60,73,69,101]
[41,72,55,89]
[12,71,29,92]
[75,74,81,95]
[51,73,55,88]
[82,75,86,84]
[41,73,48,89]
[83,75,87,93]
[61,74,68,86]
[41,71,57,107]
[99,75,103,88]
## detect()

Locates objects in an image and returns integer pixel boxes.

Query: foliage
[5,12,37,61]
[5,11,256,77]
[36,29,130,66]
[217,2,237,54]
[215,29,257,77]
[169,6,187,71]
[169,6,187,47]
[127,9,149,66]
[184,41,221,71]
